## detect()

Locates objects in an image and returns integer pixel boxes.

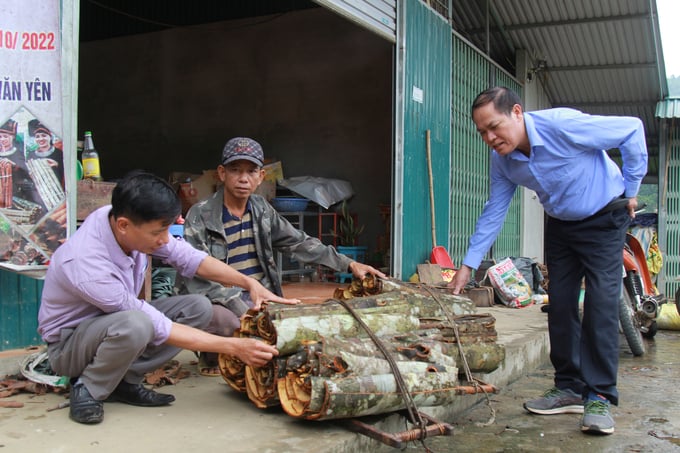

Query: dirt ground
[421,329,680,453]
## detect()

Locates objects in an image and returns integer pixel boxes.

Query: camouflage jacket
[175,190,352,317]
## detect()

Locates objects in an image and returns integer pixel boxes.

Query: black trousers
[545,206,630,405]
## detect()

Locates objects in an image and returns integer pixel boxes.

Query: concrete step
[0,303,549,452]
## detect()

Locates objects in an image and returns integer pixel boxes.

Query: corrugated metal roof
[313,0,396,42]
[79,0,667,171]
[451,0,667,152]
[656,99,680,119]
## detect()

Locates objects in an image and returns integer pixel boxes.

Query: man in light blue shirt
[450,87,647,435]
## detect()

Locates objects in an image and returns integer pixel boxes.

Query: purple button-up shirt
[38,206,207,345]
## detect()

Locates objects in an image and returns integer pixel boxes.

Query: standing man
[450,87,647,435]
[38,172,299,425]
[176,137,385,375]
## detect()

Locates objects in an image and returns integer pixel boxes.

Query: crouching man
[38,171,299,424]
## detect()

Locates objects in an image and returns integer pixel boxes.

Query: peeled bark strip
[278,372,461,420]
[218,354,246,392]
[244,357,287,408]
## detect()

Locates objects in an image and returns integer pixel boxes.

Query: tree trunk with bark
[218,278,504,420]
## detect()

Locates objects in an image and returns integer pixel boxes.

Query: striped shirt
[222,203,264,280]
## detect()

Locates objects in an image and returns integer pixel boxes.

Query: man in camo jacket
[175,137,385,375]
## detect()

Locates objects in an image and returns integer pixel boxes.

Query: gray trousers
[47,294,211,400]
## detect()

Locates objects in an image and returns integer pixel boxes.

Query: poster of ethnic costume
[0,0,65,267]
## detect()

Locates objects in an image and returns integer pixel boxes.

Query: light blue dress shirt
[462,108,648,270]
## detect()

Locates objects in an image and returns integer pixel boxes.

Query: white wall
[516,49,552,263]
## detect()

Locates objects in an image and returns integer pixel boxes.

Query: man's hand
[246,280,300,310]
[231,338,279,367]
[627,196,639,219]
[196,257,300,310]
[167,323,280,368]
[348,261,387,280]
[448,265,472,295]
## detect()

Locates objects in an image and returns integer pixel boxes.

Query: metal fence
[450,33,522,266]
[663,122,680,297]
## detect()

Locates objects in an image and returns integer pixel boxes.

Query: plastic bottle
[82,131,102,181]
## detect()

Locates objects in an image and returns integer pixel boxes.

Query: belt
[593,195,629,217]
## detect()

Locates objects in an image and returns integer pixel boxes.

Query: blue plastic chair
[335,246,368,283]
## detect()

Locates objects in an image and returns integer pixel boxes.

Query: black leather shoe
[69,383,104,424]
[106,381,175,407]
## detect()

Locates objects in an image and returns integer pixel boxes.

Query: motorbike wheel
[619,288,645,356]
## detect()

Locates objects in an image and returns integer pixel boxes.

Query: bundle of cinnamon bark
[218,278,504,420]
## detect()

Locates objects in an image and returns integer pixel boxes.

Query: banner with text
[0,0,65,268]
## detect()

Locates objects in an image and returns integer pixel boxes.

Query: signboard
[0,0,65,268]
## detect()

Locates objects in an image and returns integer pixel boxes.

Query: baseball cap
[221,137,264,167]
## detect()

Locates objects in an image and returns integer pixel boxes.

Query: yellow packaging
[657,302,680,330]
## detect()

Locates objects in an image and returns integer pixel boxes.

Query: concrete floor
[1,282,677,452]
[425,329,680,453]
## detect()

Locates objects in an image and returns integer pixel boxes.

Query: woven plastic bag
[657,302,680,330]
[486,258,533,308]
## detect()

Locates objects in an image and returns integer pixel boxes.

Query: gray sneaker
[523,387,584,415]
[581,398,615,434]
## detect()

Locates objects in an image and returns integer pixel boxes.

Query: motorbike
[619,231,663,356]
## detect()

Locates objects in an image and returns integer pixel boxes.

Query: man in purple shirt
[450,87,647,435]
[38,172,298,425]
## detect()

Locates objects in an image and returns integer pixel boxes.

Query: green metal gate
[449,33,522,266]
[662,119,680,297]
[399,0,452,278]
[0,270,44,350]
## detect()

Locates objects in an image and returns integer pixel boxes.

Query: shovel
[426,130,455,269]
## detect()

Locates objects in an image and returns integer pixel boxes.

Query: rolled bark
[218,354,246,392]
[217,278,504,419]
[244,357,287,408]
[278,372,463,420]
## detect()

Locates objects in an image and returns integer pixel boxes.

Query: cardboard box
[170,170,221,215]
[263,161,283,183]
[466,286,496,307]
[76,180,117,221]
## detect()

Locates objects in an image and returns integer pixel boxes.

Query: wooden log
[219,278,506,416]
[419,313,498,343]
[278,372,462,420]
[338,351,457,376]
[258,311,421,356]
[285,334,503,379]
[257,289,476,323]
[242,290,477,356]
